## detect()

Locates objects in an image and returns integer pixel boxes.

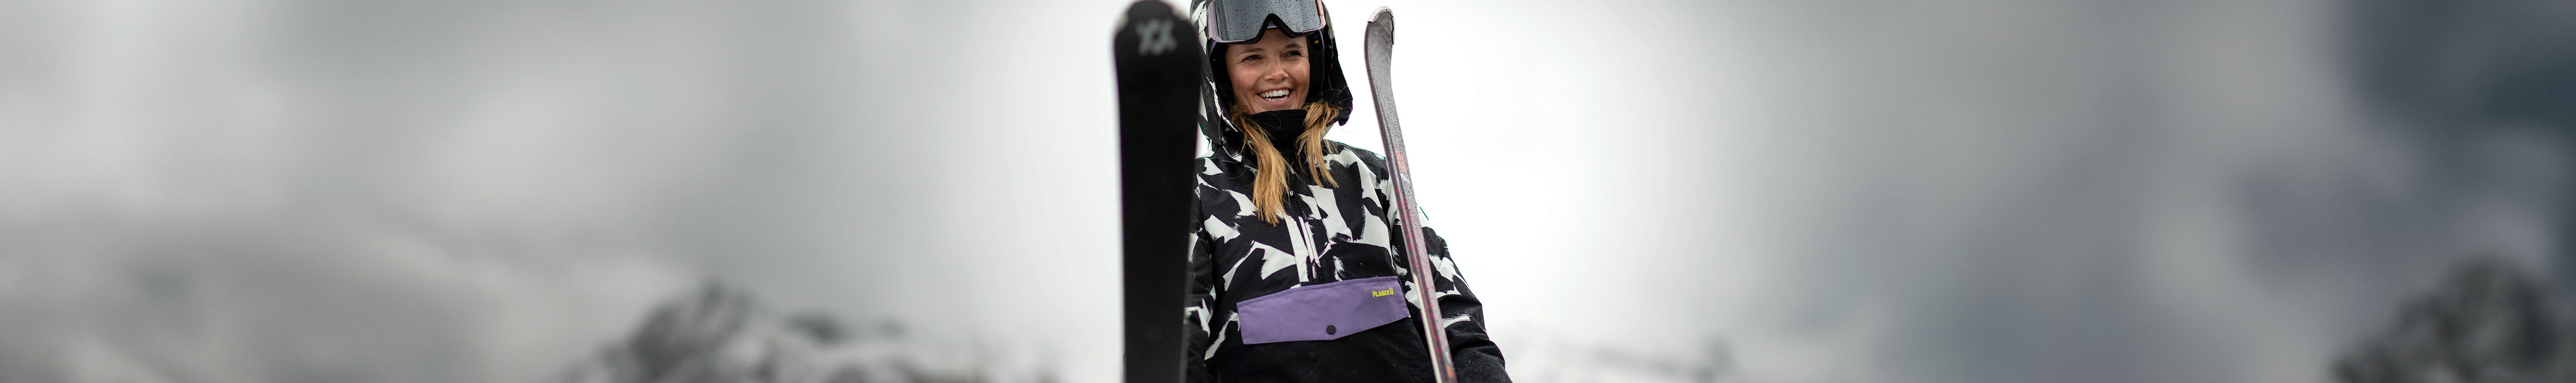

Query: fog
[2,0,2569,382]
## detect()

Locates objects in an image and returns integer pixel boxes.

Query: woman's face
[1224,29,1310,114]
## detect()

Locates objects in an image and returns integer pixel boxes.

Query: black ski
[1114,2,1202,383]
[1363,7,1460,383]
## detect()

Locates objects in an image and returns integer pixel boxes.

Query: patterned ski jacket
[1181,113,1509,382]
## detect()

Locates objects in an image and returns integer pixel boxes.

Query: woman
[1182,1,1508,381]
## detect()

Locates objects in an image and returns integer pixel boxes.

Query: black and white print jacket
[1181,114,1509,382]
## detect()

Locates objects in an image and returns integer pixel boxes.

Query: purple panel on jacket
[1237,276,1410,344]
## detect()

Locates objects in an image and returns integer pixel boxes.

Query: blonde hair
[1229,102,1342,226]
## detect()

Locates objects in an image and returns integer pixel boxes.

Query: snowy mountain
[561,284,1055,383]
[2333,258,2576,383]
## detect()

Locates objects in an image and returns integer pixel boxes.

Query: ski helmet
[1196,0,1354,126]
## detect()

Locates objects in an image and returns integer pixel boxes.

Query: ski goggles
[1207,0,1327,44]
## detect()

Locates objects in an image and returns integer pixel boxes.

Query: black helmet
[1195,0,1353,126]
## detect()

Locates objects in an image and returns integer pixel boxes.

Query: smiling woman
[1224,29,1312,114]
[1218,27,1342,225]
[1180,0,1509,382]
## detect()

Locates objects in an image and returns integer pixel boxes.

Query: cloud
[1438,1,2576,382]
[0,214,694,382]
[0,0,1128,381]
[0,1,797,381]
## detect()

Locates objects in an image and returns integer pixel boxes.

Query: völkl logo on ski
[1135,19,1176,56]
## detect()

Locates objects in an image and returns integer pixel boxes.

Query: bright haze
[1,1,2569,382]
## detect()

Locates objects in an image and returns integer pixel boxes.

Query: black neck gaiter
[1247,109,1311,163]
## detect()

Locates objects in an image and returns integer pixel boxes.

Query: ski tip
[1121,0,1177,31]
[1368,6,1394,42]
[1129,0,1175,13]
[1116,0,1191,60]
[1123,0,1177,23]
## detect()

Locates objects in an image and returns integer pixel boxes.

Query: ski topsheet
[1113,2,1201,383]
[1363,7,1460,383]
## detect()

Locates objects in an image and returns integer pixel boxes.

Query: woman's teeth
[1260,90,1290,102]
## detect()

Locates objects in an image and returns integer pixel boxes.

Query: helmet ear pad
[1207,16,1353,126]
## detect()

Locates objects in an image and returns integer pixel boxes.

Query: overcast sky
[2,1,2571,382]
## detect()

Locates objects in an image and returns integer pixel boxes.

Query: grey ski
[1363,7,1460,383]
